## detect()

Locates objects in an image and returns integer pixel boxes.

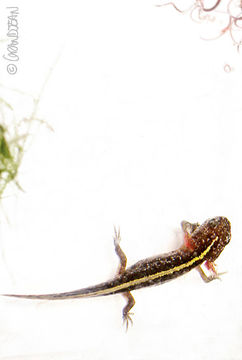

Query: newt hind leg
[113,227,135,330]
[122,292,135,331]
[113,227,127,275]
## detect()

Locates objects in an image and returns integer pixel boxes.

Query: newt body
[4,216,231,328]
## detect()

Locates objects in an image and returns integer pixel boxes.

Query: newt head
[192,217,231,262]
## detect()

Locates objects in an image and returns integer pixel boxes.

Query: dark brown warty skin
[3,216,231,300]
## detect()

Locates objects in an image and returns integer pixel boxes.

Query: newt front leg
[197,261,226,283]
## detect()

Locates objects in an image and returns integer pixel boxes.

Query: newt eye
[224,233,231,245]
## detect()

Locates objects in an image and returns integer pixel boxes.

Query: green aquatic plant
[0,60,55,199]
[0,98,25,197]
[0,124,24,195]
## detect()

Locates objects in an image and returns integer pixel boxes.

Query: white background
[0,0,241,359]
